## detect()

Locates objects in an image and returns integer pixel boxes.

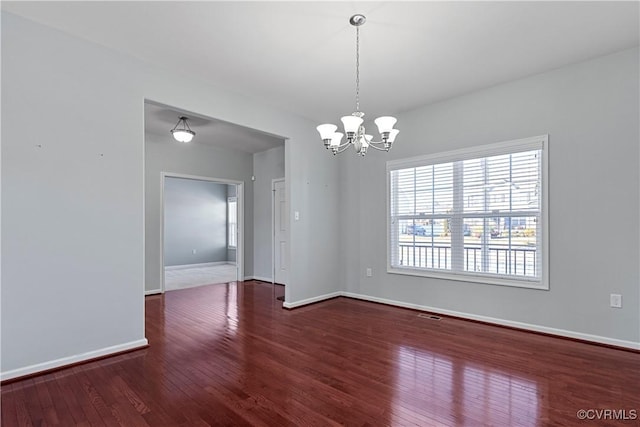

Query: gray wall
[145,132,253,292]
[2,12,147,374]
[253,145,285,281]
[340,47,640,345]
[2,12,342,378]
[164,177,229,267]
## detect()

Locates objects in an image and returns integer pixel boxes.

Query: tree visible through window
[387,136,548,289]
[228,197,237,249]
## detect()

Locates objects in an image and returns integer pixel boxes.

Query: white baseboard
[1,338,149,381]
[282,290,639,350]
[283,291,342,309]
[244,275,273,283]
[145,289,162,295]
[164,261,229,271]
[341,292,640,350]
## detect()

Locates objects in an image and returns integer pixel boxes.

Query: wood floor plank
[14,387,34,427]
[2,281,639,426]
[43,374,78,426]
[32,376,60,426]
[1,385,20,426]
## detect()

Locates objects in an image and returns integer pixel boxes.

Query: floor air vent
[418,313,442,321]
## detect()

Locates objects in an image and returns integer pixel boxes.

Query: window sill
[387,266,549,290]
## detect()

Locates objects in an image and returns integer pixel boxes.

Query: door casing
[160,172,244,293]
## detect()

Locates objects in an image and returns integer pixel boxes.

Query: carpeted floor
[164,264,237,291]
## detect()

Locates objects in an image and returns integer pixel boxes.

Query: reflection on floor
[164,263,237,291]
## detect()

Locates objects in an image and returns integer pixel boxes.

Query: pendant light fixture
[170,116,195,143]
[317,14,399,157]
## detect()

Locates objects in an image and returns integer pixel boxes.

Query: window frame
[386,135,549,290]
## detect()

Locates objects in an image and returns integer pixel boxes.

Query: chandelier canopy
[317,14,399,157]
[171,116,195,143]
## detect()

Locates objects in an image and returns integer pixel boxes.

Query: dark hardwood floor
[2,280,639,426]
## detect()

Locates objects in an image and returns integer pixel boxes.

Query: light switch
[294,211,300,221]
[610,294,622,308]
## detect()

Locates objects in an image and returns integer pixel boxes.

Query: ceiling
[4,1,639,127]
[145,101,284,153]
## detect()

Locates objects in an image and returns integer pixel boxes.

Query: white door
[273,179,288,285]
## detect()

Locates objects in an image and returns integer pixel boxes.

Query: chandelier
[316,14,399,157]
[170,116,195,143]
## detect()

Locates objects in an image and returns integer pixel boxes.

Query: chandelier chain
[355,25,360,113]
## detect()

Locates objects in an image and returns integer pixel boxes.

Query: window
[387,135,548,289]
[228,197,237,249]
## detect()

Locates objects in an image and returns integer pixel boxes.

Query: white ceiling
[4,1,639,127]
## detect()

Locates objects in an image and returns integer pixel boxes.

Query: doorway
[161,173,244,292]
[144,100,286,296]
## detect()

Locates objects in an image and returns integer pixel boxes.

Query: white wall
[1,12,341,379]
[339,48,640,347]
[2,12,148,376]
[145,133,253,292]
[252,145,285,281]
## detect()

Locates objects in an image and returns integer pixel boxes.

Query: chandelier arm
[332,140,352,150]
[366,142,389,151]
[335,143,353,154]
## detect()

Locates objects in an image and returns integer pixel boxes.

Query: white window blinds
[387,135,548,289]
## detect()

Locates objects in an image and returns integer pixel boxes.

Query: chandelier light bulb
[317,124,338,140]
[388,129,400,143]
[374,116,398,134]
[341,116,364,134]
[356,135,370,156]
[330,132,344,147]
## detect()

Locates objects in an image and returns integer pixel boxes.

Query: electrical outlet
[192,249,197,255]
[610,293,622,308]
[366,268,372,277]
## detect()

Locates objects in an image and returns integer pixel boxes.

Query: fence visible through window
[397,243,536,277]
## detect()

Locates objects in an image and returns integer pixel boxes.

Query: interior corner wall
[145,133,253,292]
[339,47,640,346]
[1,12,341,379]
[252,145,285,281]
